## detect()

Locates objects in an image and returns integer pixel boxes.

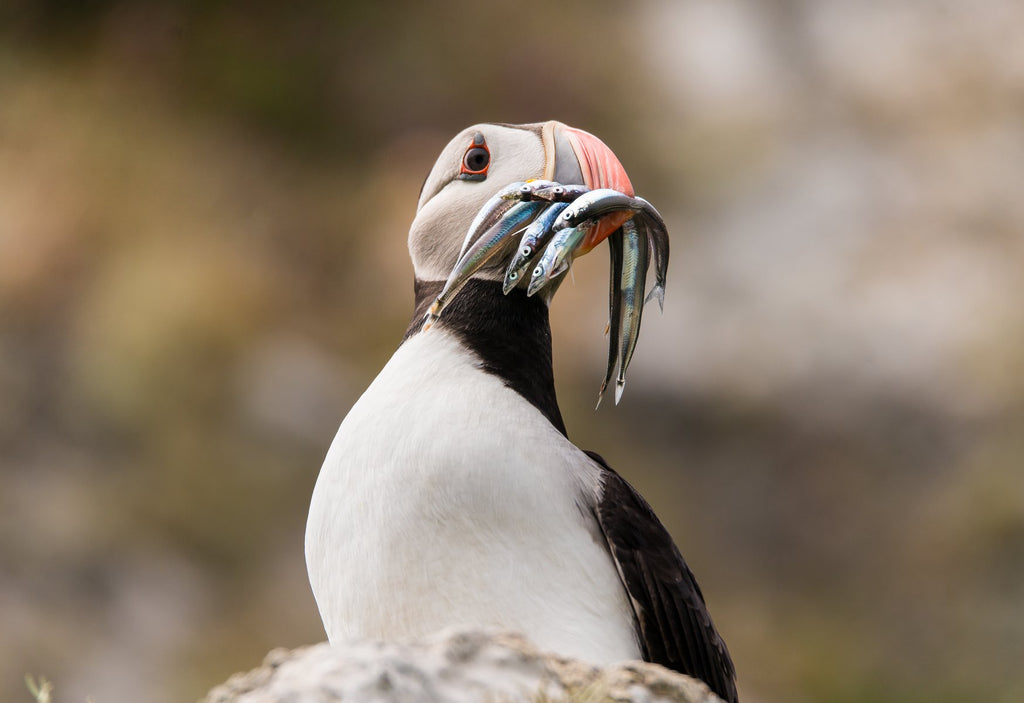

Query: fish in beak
[415,121,668,404]
[543,121,636,256]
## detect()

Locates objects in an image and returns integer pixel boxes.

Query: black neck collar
[403,279,567,436]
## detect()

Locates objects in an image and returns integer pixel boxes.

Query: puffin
[305,121,738,702]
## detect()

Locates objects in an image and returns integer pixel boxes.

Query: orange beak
[544,122,635,255]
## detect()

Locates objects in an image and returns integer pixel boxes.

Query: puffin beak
[543,121,635,256]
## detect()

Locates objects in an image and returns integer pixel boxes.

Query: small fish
[426,200,544,327]
[456,181,527,261]
[552,188,642,231]
[503,201,571,294]
[529,183,592,203]
[633,199,669,312]
[614,219,649,404]
[525,220,594,297]
[596,226,625,408]
[512,179,560,201]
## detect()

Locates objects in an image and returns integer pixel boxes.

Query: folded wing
[587,450,738,703]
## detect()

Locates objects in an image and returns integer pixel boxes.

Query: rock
[202,628,723,703]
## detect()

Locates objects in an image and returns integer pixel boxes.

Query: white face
[409,122,583,282]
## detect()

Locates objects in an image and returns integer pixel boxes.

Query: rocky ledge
[203,628,724,703]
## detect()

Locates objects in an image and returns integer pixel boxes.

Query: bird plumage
[306,122,738,702]
[306,284,639,663]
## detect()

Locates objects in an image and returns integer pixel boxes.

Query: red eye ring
[459,133,490,179]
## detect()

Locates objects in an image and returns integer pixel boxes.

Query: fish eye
[509,271,518,280]
[459,133,491,180]
[521,246,531,256]
[533,266,543,277]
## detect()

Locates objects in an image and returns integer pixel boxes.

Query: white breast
[305,329,639,664]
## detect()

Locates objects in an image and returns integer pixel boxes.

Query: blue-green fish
[525,220,594,297]
[502,201,571,294]
[614,219,649,404]
[426,200,544,327]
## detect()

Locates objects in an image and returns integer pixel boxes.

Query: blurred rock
[204,629,723,703]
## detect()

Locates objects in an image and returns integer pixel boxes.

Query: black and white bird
[305,121,738,702]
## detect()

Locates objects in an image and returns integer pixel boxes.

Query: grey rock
[202,628,723,703]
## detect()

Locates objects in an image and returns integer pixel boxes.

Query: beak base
[548,122,635,253]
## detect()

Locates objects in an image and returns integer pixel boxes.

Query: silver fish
[525,220,593,297]
[456,181,525,260]
[633,199,669,311]
[529,183,591,203]
[426,200,544,327]
[552,188,642,231]
[596,225,625,408]
[614,219,649,404]
[511,179,560,202]
[503,201,571,294]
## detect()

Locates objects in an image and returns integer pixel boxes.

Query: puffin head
[409,121,634,285]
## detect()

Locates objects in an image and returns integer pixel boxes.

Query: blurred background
[2,1,1022,701]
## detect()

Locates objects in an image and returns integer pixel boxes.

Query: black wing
[586,450,738,703]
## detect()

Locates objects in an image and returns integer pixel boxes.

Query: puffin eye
[463,148,489,172]
[458,132,490,181]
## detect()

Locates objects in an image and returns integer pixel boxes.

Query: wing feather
[586,450,738,703]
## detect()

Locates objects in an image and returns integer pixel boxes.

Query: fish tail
[645,285,666,312]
